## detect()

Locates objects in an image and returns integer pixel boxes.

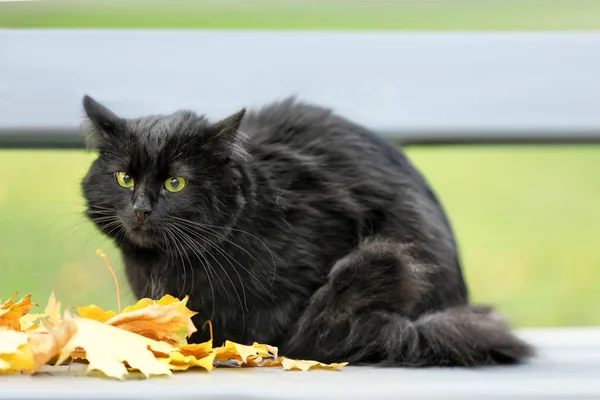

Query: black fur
[81,95,534,367]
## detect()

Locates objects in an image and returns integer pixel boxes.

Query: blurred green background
[1,0,599,328]
[2,0,600,30]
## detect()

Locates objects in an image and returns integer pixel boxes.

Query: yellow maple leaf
[74,304,117,323]
[240,354,284,368]
[75,295,197,345]
[178,341,214,359]
[120,294,181,313]
[1,292,75,374]
[19,313,43,332]
[19,292,64,334]
[152,339,216,371]
[281,357,348,371]
[70,347,87,360]
[0,292,34,331]
[254,358,283,367]
[158,349,216,372]
[14,293,78,372]
[0,329,33,373]
[214,341,277,366]
[56,313,176,380]
[239,344,280,367]
[3,288,349,377]
[43,292,60,322]
[25,318,77,374]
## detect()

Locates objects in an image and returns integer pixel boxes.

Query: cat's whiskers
[100,220,123,236]
[180,220,265,272]
[164,224,218,321]
[93,221,127,254]
[87,205,117,212]
[112,226,127,246]
[164,228,188,298]
[92,216,121,223]
[170,223,247,316]
[58,216,116,258]
[93,222,121,234]
[175,222,250,313]
[159,228,186,299]
[170,226,222,319]
[172,216,277,287]
[91,217,122,239]
[170,228,196,300]
[170,228,198,300]
[177,221,274,299]
[88,207,116,212]
[167,224,216,298]
[59,215,103,242]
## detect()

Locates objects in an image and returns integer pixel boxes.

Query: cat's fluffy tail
[381,304,535,367]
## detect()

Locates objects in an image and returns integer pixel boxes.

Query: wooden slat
[1,30,600,148]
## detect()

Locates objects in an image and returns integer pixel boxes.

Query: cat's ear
[207,108,248,161]
[82,95,123,148]
[212,108,246,140]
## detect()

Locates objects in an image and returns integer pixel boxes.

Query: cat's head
[80,95,249,249]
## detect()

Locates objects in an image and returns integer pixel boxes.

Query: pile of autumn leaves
[0,291,347,380]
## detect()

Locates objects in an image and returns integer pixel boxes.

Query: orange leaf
[19,292,64,334]
[0,292,34,331]
[70,347,87,360]
[105,295,197,344]
[178,341,213,359]
[76,295,197,345]
[255,358,283,367]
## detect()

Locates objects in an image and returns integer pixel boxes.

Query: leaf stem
[96,249,122,313]
[202,320,213,343]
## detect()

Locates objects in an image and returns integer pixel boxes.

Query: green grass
[1,147,599,327]
[1,0,600,30]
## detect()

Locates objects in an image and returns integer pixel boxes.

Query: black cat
[81,95,533,367]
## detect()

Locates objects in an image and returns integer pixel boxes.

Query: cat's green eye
[165,177,186,193]
[115,171,134,188]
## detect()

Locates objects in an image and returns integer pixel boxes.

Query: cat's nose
[132,193,152,224]
[133,206,151,224]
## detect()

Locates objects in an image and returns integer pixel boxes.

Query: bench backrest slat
[2,30,599,148]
